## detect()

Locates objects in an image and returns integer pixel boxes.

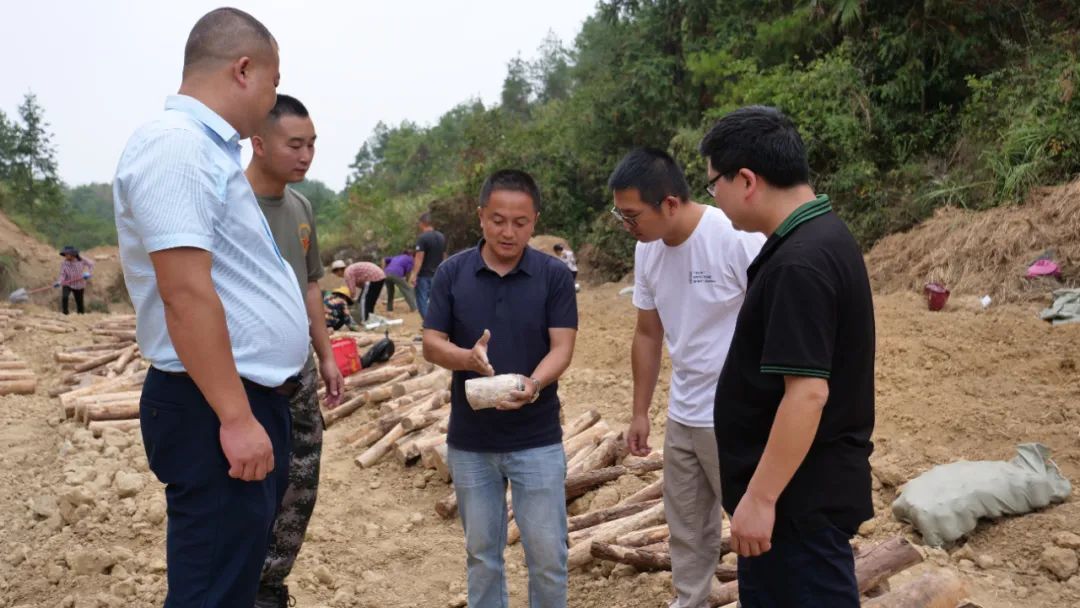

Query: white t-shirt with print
[633,205,765,427]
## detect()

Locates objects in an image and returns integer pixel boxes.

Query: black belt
[154,368,301,399]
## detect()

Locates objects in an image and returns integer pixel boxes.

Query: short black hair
[479,169,542,212]
[698,106,810,188]
[418,212,433,226]
[608,147,691,206]
[183,8,276,76]
[267,94,309,122]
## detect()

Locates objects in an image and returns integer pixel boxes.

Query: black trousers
[736,521,859,607]
[140,368,291,608]
[61,286,85,315]
[364,279,384,317]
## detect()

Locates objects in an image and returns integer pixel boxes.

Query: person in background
[323,287,358,331]
[383,248,417,313]
[409,212,446,318]
[552,243,577,281]
[56,245,94,315]
[330,259,385,323]
[245,92,344,608]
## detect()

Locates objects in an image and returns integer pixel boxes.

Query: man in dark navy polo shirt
[422,169,578,607]
[699,106,875,608]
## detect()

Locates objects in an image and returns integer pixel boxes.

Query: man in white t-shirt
[610,148,764,608]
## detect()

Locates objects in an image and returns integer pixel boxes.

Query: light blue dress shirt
[113,95,309,387]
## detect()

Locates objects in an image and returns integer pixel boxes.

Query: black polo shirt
[714,194,875,537]
[424,242,578,452]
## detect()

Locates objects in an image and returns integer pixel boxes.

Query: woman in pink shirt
[56,245,94,315]
[330,260,385,322]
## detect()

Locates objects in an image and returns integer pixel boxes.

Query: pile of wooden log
[0,306,23,334]
[55,337,147,435]
[10,312,79,334]
[0,347,36,395]
[89,315,136,341]
[331,353,455,472]
[1,306,79,335]
[52,319,145,419]
[51,327,426,437]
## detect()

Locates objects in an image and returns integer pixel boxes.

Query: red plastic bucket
[924,282,950,311]
[331,337,362,376]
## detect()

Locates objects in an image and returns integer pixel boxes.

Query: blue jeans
[416,276,433,319]
[140,368,292,608]
[448,444,568,608]
[736,520,859,608]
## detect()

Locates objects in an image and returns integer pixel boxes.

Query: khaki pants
[664,419,723,608]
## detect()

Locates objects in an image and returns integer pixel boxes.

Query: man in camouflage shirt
[246,94,345,607]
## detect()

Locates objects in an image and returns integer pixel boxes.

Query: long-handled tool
[7,284,54,304]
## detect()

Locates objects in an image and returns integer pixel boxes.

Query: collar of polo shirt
[469,239,540,277]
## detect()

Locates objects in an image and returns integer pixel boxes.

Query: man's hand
[466,329,495,376]
[626,414,652,456]
[730,491,776,557]
[409,274,418,287]
[498,374,536,411]
[219,414,275,482]
[319,357,345,409]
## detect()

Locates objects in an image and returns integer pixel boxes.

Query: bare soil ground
[0,284,1077,608]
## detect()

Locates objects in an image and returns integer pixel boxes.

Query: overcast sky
[0,0,594,192]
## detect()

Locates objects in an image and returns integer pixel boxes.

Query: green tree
[292,178,345,228]
[501,56,533,119]
[530,32,574,103]
[0,110,18,180]
[8,93,64,222]
[337,0,1080,276]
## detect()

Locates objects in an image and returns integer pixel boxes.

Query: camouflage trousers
[259,364,323,591]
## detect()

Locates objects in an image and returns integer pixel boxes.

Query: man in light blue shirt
[112,8,308,607]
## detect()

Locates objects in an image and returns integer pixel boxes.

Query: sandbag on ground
[892,443,1071,546]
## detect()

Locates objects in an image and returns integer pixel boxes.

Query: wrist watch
[529,376,542,403]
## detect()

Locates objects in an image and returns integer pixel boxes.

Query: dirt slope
[866,179,1080,302]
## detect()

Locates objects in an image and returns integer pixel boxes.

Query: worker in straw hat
[323,285,358,331]
[55,245,95,315]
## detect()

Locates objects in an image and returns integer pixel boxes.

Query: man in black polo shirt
[410,212,447,319]
[699,106,875,608]
[422,169,578,607]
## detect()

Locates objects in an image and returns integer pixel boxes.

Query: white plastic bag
[891,443,1071,546]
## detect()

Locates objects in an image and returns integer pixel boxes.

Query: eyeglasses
[705,173,723,197]
[609,205,639,228]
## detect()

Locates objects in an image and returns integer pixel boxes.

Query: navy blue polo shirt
[424,242,578,452]
[715,195,876,538]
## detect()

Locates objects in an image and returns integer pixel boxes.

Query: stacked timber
[11,312,79,334]
[0,347,36,395]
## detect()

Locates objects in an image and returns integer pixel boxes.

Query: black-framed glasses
[610,205,639,227]
[705,173,723,197]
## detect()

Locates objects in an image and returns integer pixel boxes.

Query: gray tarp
[892,443,1072,546]
[1040,288,1080,326]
